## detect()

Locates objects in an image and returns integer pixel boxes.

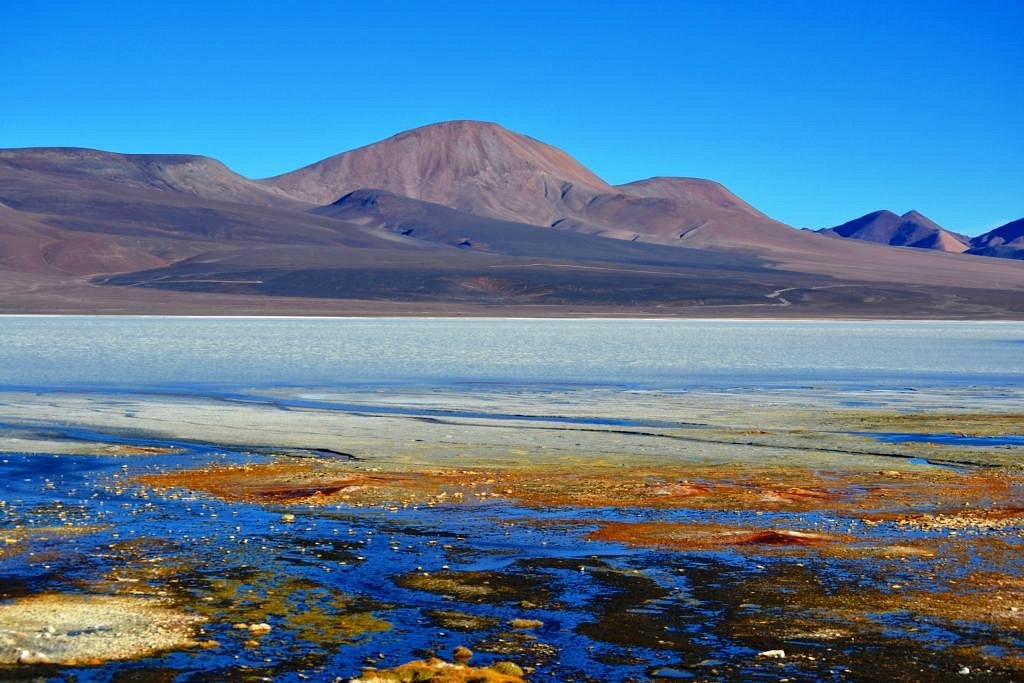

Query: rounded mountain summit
[260,120,797,248]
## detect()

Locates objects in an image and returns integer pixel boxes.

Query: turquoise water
[1,317,1022,390]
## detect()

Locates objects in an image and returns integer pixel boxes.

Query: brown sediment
[585,517,1023,563]
[187,571,392,649]
[286,609,391,648]
[827,570,1024,632]
[136,461,371,504]
[134,461,495,507]
[135,459,1024,521]
[707,559,1024,639]
[425,609,501,631]
[891,506,1024,532]
[474,630,560,662]
[508,618,544,630]
[588,521,843,551]
[397,570,553,606]
[0,525,108,560]
[0,594,205,665]
[488,463,1024,517]
[832,410,1024,436]
[351,657,526,682]
[99,445,181,456]
[674,560,1024,681]
[82,538,194,597]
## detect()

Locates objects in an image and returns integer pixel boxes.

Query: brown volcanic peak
[0,147,298,208]
[616,176,768,218]
[266,124,811,253]
[821,209,968,253]
[553,177,809,254]
[262,120,612,225]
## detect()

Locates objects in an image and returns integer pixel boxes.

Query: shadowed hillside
[820,210,969,253]
[969,218,1024,260]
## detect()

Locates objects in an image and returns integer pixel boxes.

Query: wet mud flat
[0,384,1022,681]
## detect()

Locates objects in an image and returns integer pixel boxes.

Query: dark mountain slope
[969,218,1024,259]
[821,210,968,253]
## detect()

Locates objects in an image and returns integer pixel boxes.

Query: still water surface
[1,317,1022,389]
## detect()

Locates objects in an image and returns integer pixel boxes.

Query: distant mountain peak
[968,217,1024,259]
[821,209,967,253]
[261,120,611,219]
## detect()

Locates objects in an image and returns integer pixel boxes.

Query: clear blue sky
[2,1,1021,234]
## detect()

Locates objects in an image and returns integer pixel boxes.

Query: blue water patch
[864,432,1024,447]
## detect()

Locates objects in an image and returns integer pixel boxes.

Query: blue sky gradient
[2,1,1021,234]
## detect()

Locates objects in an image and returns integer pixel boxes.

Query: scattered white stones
[0,594,204,665]
[17,649,51,664]
[758,649,787,659]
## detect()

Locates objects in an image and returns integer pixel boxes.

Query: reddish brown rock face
[263,120,611,222]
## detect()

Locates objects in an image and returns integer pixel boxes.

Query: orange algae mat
[136,459,1024,517]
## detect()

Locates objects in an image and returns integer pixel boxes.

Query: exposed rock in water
[509,618,544,629]
[349,655,526,682]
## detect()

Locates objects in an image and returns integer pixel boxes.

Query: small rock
[453,645,473,662]
[696,659,725,667]
[17,649,51,664]
[281,513,296,523]
[247,622,272,635]
[959,667,971,675]
[509,618,544,629]
[491,661,525,676]
[758,649,786,659]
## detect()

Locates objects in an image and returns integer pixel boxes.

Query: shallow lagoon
[2,317,1023,390]
[0,318,1022,681]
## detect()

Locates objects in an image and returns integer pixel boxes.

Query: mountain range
[1,120,1022,317]
[820,209,1023,259]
